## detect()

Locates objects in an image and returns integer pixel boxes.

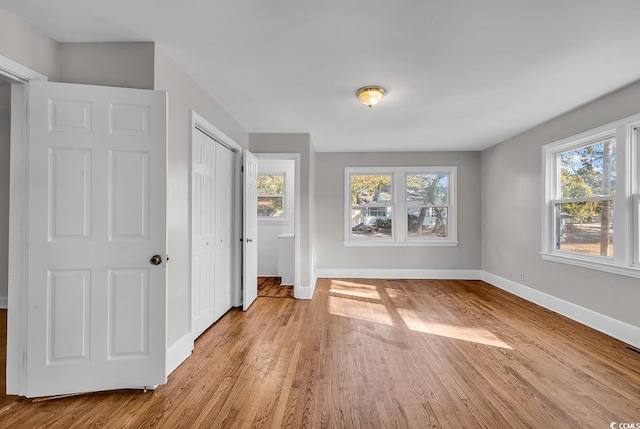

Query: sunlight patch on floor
[329,280,382,300]
[328,295,394,326]
[397,308,513,349]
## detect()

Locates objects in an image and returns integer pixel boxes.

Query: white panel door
[214,144,234,319]
[26,81,167,397]
[191,129,216,338]
[243,149,258,311]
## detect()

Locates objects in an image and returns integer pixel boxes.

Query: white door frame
[0,54,47,394]
[254,153,301,297]
[189,111,243,337]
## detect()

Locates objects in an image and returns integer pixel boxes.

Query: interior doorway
[255,153,300,299]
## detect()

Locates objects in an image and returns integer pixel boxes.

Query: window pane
[258,196,283,217]
[351,206,392,238]
[407,207,448,238]
[351,175,392,204]
[406,174,448,205]
[556,201,613,256]
[258,174,284,196]
[559,139,616,198]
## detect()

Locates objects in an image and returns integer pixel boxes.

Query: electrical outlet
[519,272,524,281]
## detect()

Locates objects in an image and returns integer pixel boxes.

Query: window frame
[257,171,286,221]
[541,113,640,278]
[344,166,458,247]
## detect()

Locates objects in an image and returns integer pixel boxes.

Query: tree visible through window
[344,166,458,245]
[542,113,640,279]
[557,139,615,256]
[350,174,392,238]
[257,173,284,218]
[406,173,449,238]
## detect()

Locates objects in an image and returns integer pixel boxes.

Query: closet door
[214,144,234,319]
[191,129,215,338]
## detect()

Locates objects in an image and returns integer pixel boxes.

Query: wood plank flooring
[258,276,294,298]
[1,278,639,428]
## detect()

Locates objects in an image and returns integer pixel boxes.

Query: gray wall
[154,45,249,345]
[315,151,481,270]
[0,6,59,80]
[59,43,155,89]
[482,80,640,329]
[249,133,316,293]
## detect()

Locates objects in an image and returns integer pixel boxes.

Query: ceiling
[3,0,640,152]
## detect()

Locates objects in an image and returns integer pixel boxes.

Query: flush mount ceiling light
[356,86,386,108]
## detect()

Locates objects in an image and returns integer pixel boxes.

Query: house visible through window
[350,174,393,238]
[257,173,284,218]
[406,173,450,239]
[345,167,457,246]
[542,113,640,278]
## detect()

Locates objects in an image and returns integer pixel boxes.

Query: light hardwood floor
[258,276,294,298]
[1,278,639,428]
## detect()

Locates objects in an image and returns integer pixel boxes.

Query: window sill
[343,240,459,247]
[258,218,290,225]
[540,251,640,279]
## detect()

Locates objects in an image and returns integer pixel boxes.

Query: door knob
[246,238,253,243]
[150,255,163,265]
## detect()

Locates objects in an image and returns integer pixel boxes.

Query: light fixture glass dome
[356,86,386,108]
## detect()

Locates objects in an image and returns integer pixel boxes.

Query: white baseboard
[166,333,194,377]
[296,283,315,299]
[481,271,640,349]
[315,268,482,280]
[0,296,7,309]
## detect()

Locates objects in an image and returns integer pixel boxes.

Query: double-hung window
[344,166,457,246]
[542,113,640,278]
[257,173,285,219]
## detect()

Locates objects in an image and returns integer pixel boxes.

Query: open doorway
[255,154,299,299]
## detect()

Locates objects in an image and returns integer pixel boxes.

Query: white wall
[0,85,9,306]
[314,151,482,272]
[482,79,640,330]
[257,159,295,276]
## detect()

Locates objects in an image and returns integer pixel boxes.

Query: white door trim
[0,54,47,395]
[189,111,243,338]
[254,153,301,297]
[0,55,47,83]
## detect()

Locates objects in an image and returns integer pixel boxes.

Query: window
[406,173,450,239]
[542,113,640,278]
[344,167,457,246]
[350,173,393,238]
[257,173,284,218]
